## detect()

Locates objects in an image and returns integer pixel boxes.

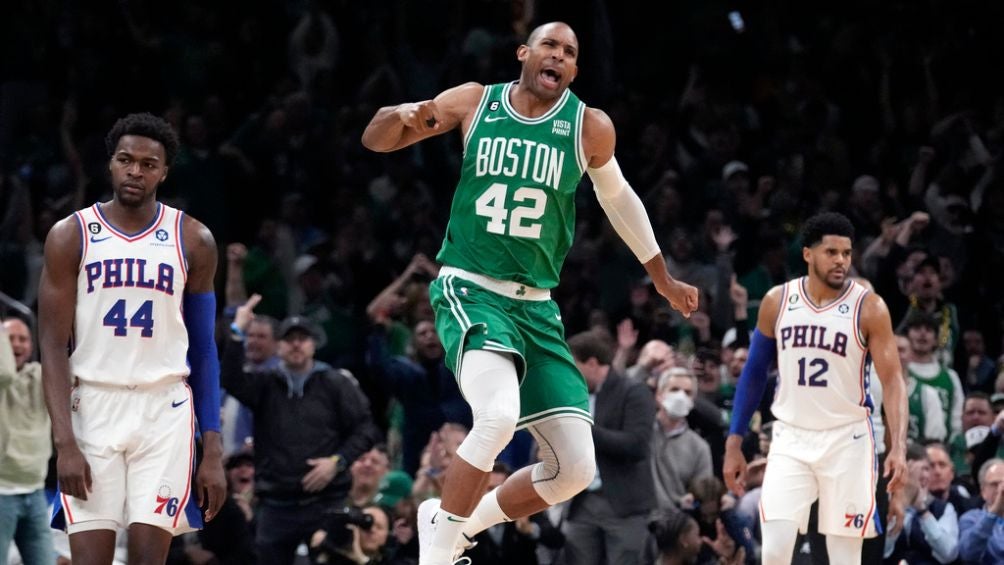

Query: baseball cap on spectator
[966,425,991,449]
[278,315,326,347]
[722,161,749,182]
[991,393,1004,411]
[374,470,413,507]
[294,254,320,277]
[852,175,880,193]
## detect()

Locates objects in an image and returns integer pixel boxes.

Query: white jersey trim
[798,277,855,313]
[73,211,88,271]
[574,102,587,173]
[501,81,570,124]
[92,202,166,242]
[463,84,492,156]
[174,210,188,284]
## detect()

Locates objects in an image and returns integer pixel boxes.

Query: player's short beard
[116,185,152,208]
[812,262,844,291]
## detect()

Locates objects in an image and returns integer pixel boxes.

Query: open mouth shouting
[540,67,562,89]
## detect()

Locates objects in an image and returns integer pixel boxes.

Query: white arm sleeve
[587,156,661,263]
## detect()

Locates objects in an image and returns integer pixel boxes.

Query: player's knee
[473,403,518,448]
[559,445,596,496]
[455,349,520,472]
[457,403,518,472]
[532,423,595,504]
[534,453,594,505]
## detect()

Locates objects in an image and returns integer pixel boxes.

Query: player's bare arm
[39,215,93,500]
[361,82,484,153]
[182,215,227,520]
[723,285,783,495]
[861,292,908,493]
[753,285,784,339]
[581,107,616,168]
[182,215,218,307]
[581,107,699,317]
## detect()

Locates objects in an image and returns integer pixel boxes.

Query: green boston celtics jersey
[907,380,925,442]
[909,364,956,438]
[436,82,588,289]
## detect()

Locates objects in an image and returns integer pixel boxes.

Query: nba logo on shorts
[71,395,80,412]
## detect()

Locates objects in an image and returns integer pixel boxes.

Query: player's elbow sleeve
[728,329,777,437]
[183,292,222,433]
[588,156,661,262]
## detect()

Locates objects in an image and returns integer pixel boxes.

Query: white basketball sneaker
[417,497,441,563]
[417,498,477,564]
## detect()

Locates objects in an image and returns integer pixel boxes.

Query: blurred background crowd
[3,0,1004,563]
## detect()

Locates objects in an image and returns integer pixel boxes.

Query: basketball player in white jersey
[723,212,908,565]
[39,113,226,564]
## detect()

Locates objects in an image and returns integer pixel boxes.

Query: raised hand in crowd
[712,225,738,254]
[366,253,439,324]
[894,210,930,247]
[729,275,748,321]
[232,293,263,334]
[612,317,639,373]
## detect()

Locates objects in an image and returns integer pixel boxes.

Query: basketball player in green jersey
[363,21,699,565]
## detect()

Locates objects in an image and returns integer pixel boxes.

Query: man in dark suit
[562,330,658,565]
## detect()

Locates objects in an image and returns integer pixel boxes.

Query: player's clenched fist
[658,279,700,319]
[396,101,440,131]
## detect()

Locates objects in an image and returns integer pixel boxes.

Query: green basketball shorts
[429,266,591,429]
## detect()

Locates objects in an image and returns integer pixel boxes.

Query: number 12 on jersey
[103,299,154,337]
[475,182,547,239]
[797,357,829,387]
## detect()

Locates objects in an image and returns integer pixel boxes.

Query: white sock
[424,507,469,564]
[462,488,512,540]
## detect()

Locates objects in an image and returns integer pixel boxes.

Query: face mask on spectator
[661,390,693,418]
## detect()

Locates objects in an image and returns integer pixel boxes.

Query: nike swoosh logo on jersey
[787,306,802,311]
[555,313,562,320]
[484,115,508,123]
[431,513,438,525]
[90,235,112,243]
[446,516,467,523]
[852,432,866,440]
[171,399,188,408]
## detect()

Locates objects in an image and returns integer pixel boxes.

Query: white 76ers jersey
[70,203,190,386]
[772,277,873,430]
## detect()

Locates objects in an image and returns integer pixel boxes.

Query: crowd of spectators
[3,0,1004,563]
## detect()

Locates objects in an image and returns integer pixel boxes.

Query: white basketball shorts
[53,379,202,536]
[759,417,880,538]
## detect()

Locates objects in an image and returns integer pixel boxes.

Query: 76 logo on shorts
[843,512,865,529]
[155,495,180,517]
